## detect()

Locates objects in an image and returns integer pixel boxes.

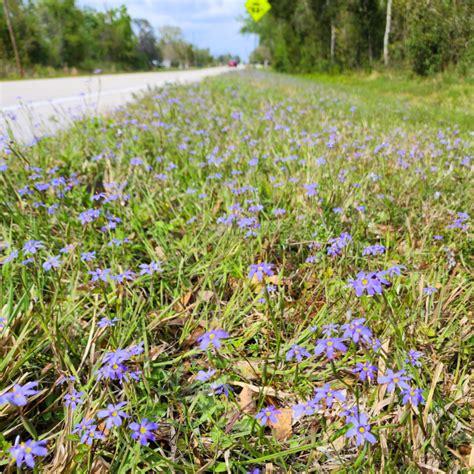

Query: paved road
[0,66,232,145]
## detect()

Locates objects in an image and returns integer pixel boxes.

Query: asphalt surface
[0,66,232,145]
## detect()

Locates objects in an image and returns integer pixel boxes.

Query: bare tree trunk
[383,0,393,66]
[330,23,336,63]
[2,0,24,77]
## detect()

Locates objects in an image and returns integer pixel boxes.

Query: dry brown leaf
[250,274,280,293]
[182,326,206,348]
[423,362,444,425]
[154,245,166,260]
[149,344,167,361]
[234,360,261,380]
[238,385,257,415]
[197,290,215,303]
[90,457,111,474]
[180,291,193,307]
[270,408,292,441]
[265,463,274,474]
[229,381,294,400]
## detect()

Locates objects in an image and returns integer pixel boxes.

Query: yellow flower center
[393,378,399,383]
[327,392,332,397]
[327,341,333,346]
[358,427,365,433]
[363,367,368,371]
[356,328,361,332]
[140,427,147,434]
[89,432,94,437]
[209,334,215,339]
[294,350,299,355]
[25,447,32,453]
[410,391,415,396]
[71,397,76,401]
[112,411,118,417]
[362,279,368,285]
[112,364,118,369]
[265,411,271,417]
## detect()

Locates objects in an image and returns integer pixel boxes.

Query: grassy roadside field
[0,71,472,472]
[301,71,474,132]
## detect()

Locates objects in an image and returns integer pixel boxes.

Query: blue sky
[78,0,258,61]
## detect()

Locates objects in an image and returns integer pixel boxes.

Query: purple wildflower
[81,251,96,262]
[345,413,376,445]
[314,384,346,408]
[42,255,61,271]
[423,286,437,295]
[89,267,111,283]
[401,387,425,407]
[130,419,158,446]
[348,271,385,297]
[64,389,85,409]
[210,383,233,397]
[286,344,311,363]
[80,424,105,445]
[304,183,318,196]
[22,240,45,255]
[139,261,162,276]
[379,265,404,277]
[377,369,411,392]
[341,318,372,343]
[406,350,423,367]
[98,317,119,328]
[327,232,352,256]
[248,262,275,282]
[8,437,47,469]
[111,270,136,283]
[196,369,216,382]
[79,209,101,225]
[73,418,94,434]
[292,398,320,419]
[97,402,130,429]
[353,362,377,382]
[256,405,281,426]
[197,329,230,351]
[340,405,359,422]
[314,337,347,360]
[1,382,38,406]
[362,244,386,256]
[1,249,18,265]
[321,323,339,336]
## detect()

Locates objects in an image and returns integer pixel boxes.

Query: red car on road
[228,60,238,67]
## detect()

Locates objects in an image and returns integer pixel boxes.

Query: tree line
[0,0,226,77]
[244,0,473,75]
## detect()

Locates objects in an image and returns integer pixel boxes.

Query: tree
[250,45,271,64]
[134,18,161,68]
[2,0,23,75]
[383,0,392,66]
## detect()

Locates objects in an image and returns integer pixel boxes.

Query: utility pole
[2,0,24,77]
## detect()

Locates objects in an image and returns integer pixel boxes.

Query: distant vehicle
[227,60,238,67]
